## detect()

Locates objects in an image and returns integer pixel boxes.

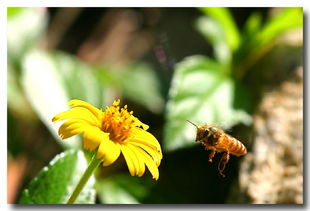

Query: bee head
[196,126,210,141]
[196,126,219,143]
[187,120,218,143]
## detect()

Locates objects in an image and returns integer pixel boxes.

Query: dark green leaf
[236,12,262,57]
[164,56,251,151]
[243,12,262,37]
[19,150,96,204]
[96,173,155,204]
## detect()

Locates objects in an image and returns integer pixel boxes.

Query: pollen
[101,100,139,142]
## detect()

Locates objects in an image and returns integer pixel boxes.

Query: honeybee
[187,120,247,177]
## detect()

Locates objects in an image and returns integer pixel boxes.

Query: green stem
[67,154,102,204]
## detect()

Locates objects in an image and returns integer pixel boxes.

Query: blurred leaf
[195,17,231,64]
[96,173,155,204]
[234,8,303,79]
[50,51,105,108]
[21,49,79,149]
[164,55,251,151]
[21,50,100,148]
[243,12,263,37]
[8,64,36,120]
[121,63,164,114]
[255,8,303,47]
[7,7,47,65]
[232,13,262,74]
[19,150,96,204]
[96,63,164,113]
[199,7,240,51]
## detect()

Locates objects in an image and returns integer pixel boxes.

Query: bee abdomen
[227,137,247,156]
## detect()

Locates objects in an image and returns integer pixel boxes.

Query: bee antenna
[187,120,198,128]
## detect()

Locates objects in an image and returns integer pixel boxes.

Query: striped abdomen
[218,134,247,156]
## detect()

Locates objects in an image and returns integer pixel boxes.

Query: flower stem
[67,154,102,204]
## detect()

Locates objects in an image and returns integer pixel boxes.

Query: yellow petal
[82,127,107,151]
[52,107,100,126]
[58,119,91,139]
[131,128,162,156]
[127,144,145,177]
[97,137,121,166]
[134,146,159,180]
[68,99,103,120]
[120,145,138,177]
[130,141,162,166]
[129,138,162,158]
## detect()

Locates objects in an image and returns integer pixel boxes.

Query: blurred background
[7,7,303,204]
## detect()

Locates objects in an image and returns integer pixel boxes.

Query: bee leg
[208,150,216,162]
[218,152,230,178]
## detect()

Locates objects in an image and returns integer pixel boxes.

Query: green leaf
[164,55,251,152]
[121,63,164,114]
[96,62,164,113]
[243,12,262,37]
[21,49,80,149]
[234,8,303,79]
[50,51,105,108]
[199,7,240,51]
[21,49,104,149]
[96,173,155,204]
[256,8,303,47]
[19,150,96,204]
[195,16,231,64]
[232,12,262,76]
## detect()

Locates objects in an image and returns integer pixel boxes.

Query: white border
[0,0,305,7]
[0,5,7,208]
[1,1,309,210]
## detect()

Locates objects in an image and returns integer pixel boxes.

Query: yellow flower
[52,99,163,180]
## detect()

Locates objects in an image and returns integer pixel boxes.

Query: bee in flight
[187,120,247,177]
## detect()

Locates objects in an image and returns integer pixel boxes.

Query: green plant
[163,7,302,151]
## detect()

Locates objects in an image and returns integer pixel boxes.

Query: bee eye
[203,128,210,137]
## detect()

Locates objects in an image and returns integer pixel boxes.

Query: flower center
[101,100,137,142]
